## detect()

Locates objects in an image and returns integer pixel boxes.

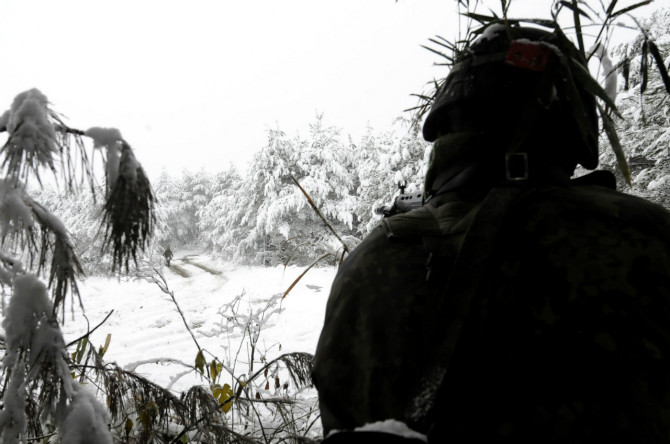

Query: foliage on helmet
[410,1,670,184]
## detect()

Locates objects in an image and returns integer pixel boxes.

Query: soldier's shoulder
[560,185,669,216]
[523,184,670,236]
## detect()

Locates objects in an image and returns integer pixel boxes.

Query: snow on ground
[55,251,336,395]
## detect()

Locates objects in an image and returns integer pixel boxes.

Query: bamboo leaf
[247,352,314,390]
[434,35,456,47]
[570,57,622,117]
[621,58,631,90]
[421,45,452,61]
[569,0,586,56]
[462,12,498,24]
[647,40,670,95]
[641,40,649,94]
[605,0,619,16]
[428,37,457,51]
[559,0,593,19]
[282,253,332,299]
[98,333,112,358]
[598,103,632,186]
[404,104,426,113]
[74,337,88,363]
[101,141,156,272]
[409,94,435,102]
[283,240,309,269]
[610,0,653,19]
[290,174,349,254]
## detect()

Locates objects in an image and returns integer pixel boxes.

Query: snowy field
[45,251,335,407]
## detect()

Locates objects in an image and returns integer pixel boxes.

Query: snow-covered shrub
[0,88,155,442]
[0,274,112,443]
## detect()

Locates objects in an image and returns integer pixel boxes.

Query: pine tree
[154,169,217,248]
[198,165,244,255]
[203,115,361,265]
[353,119,430,233]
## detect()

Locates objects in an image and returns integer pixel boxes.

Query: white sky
[0,0,668,180]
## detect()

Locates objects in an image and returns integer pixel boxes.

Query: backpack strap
[405,184,529,431]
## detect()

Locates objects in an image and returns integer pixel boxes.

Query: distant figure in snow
[163,246,173,267]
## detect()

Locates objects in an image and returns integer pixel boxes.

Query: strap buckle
[505,152,529,181]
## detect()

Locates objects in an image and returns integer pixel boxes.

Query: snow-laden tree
[198,115,431,265]
[204,115,358,265]
[197,127,292,264]
[603,8,670,205]
[0,88,155,442]
[197,165,244,255]
[353,119,430,233]
[153,169,217,249]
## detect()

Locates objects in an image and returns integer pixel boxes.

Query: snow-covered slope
[57,252,335,395]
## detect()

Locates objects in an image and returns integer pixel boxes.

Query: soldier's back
[434,184,670,442]
[314,183,670,442]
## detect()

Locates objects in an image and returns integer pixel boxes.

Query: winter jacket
[313,179,670,442]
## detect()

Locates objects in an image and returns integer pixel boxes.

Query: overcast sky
[0,0,668,179]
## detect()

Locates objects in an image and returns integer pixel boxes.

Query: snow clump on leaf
[0,180,34,235]
[1,89,58,178]
[85,127,123,188]
[84,127,122,150]
[0,362,27,444]
[60,384,113,444]
[3,274,56,366]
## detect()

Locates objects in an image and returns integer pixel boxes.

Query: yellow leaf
[210,360,218,382]
[211,383,222,398]
[195,350,206,375]
[99,333,112,358]
[125,418,133,436]
[219,383,234,414]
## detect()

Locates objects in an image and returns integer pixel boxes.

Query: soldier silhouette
[314,23,670,443]
[163,246,173,267]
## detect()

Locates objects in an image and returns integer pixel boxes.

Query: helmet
[422,24,599,171]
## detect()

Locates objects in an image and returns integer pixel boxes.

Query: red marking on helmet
[505,40,551,72]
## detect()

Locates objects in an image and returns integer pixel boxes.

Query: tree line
[33,9,670,271]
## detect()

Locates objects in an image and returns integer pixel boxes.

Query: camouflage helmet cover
[422,24,599,170]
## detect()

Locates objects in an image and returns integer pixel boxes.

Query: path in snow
[181,255,223,276]
[168,263,191,278]
[52,254,337,395]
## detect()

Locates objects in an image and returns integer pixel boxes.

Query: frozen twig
[282,253,332,299]
[149,268,202,352]
[290,175,349,254]
[66,310,114,347]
